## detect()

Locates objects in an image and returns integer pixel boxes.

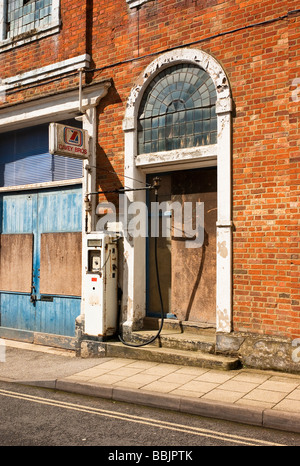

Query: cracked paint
[125,48,230,113]
[217,240,228,258]
[217,306,230,332]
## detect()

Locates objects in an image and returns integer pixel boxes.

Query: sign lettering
[49,123,90,159]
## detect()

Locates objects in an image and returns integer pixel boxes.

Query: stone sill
[0,21,60,53]
[127,0,150,8]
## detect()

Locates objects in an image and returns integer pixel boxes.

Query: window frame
[0,0,60,52]
[137,63,218,155]
[0,121,83,190]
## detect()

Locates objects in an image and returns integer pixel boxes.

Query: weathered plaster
[126,0,150,8]
[125,48,231,121]
[217,241,228,259]
[216,307,231,333]
[216,332,300,374]
[1,54,91,91]
[0,81,111,133]
[136,145,217,172]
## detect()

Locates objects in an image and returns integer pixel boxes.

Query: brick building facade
[0,0,299,372]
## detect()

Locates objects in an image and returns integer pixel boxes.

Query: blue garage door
[0,123,83,337]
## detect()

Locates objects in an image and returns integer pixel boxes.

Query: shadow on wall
[96,80,123,210]
[95,81,128,331]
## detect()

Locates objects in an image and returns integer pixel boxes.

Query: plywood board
[147,168,217,324]
[171,168,217,324]
[0,234,33,293]
[40,232,82,296]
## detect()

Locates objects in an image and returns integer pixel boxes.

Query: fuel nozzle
[152,177,161,195]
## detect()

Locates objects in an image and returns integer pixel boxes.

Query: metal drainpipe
[78,68,85,115]
[77,67,89,229]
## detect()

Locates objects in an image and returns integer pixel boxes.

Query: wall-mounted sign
[49,123,89,159]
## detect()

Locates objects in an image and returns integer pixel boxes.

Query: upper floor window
[137,64,217,155]
[0,0,60,50]
[6,0,52,40]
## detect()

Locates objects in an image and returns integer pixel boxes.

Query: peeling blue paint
[0,186,82,336]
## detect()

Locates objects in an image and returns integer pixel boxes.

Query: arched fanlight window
[137,63,217,154]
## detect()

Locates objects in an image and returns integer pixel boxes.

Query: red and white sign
[49,123,90,159]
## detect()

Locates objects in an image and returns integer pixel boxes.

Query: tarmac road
[0,381,300,448]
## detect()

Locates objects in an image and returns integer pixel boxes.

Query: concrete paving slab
[172,367,210,376]
[178,379,219,393]
[287,389,300,401]
[272,399,300,413]
[231,371,270,383]
[217,380,260,394]
[201,389,244,403]
[92,374,127,385]
[116,373,160,387]
[108,366,146,377]
[140,380,183,393]
[235,398,275,409]
[243,388,289,404]
[169,388,206,398]
[194,371,235,384]
[258,379,300,393]
[156,372,197,384]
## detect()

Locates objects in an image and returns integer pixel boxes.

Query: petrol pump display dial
[88,250,101,273]
[92,255,100,272]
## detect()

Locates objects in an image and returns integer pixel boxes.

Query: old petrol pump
[82,176,163,345]
[82,232,118,338]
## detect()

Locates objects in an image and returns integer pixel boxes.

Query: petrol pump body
[83,232,118,338]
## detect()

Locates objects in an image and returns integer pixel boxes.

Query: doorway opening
[146,166,217,326]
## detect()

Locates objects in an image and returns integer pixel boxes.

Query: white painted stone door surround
[122,48,233,334]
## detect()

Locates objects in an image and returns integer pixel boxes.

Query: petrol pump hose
[118,178,165,347]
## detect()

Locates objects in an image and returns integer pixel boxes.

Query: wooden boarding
[171,168,217,324]
[171,191,217,324]
[147,168,217,324]
[0,234,33,293]
[40,232,82,296]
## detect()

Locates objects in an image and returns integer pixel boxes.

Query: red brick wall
[91,0,300,340]
[230,8,300,339]
[87,0,299,339]
[0,0,89,105]
[288,5,300,339]
[1,0,299,339]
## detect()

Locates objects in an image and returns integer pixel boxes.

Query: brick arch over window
[122,48,233,335]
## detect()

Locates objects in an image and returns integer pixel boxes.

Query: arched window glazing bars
[137,64,217,154]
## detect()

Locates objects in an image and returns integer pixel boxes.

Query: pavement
[1,338,300,434]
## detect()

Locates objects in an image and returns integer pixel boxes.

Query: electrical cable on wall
[118,177,165,347]
[87,176,165,347]
[4,9,299,97]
